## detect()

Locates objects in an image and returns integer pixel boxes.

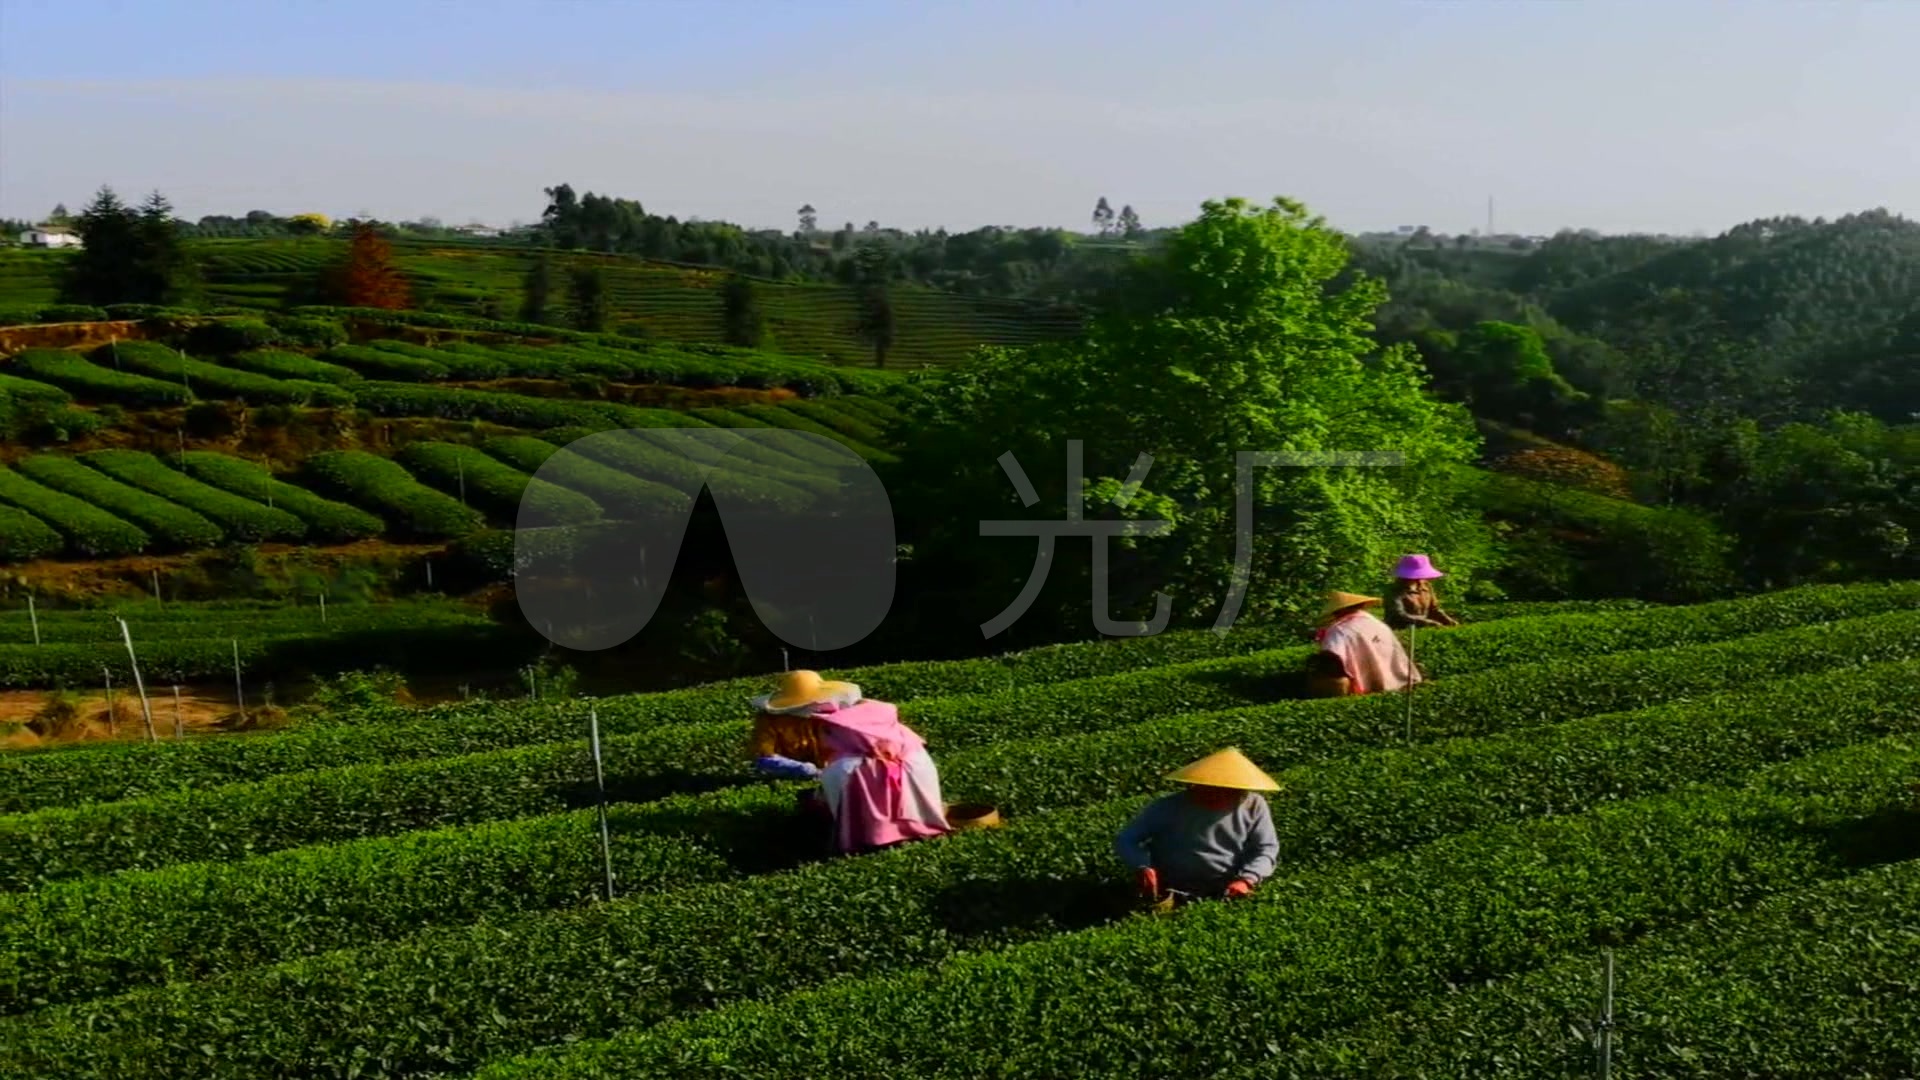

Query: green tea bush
[263,314,348,349]
[0,504,62,562]
[321,343,451,382]
[6,581,1909,818]
[8,710,1911,1079]
[481,436,687,519]
[13,455,222,550]
[369,340,511,379]
[396,441,603,526]
[9,348,193,407]
[776,399,890,446]
[184,318,280,354]
[172,452,384,541]
[0,465,149,556]
[34,304,110,323]
[6,654,1915,1019]
[352,381,637,430]
[469,740,1918,1080]
[562,428,815,509]
[86,340,350,406]
[300,451,484,539]
[1264,858,1920,1076]
[78,450,307,542]
[6,604,1913,894]
[225,348,362,385]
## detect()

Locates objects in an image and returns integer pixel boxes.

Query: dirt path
[0,685,256,748]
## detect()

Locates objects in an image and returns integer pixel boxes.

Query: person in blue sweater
[1115,747,1281,903]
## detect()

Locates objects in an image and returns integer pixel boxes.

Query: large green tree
[883,196,1487,649]
[60,187,199,306]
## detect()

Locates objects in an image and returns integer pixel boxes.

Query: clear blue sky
[4,0,1915,235]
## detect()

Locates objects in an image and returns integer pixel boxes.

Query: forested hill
[1353,210,1920,424]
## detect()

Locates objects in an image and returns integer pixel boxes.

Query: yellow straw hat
[1165,747,1281,792]
[752,669,862,714]
[1319,591,1380,621]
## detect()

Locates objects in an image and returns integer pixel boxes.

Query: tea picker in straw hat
[1115,748,1281,904]
[1385,554,1459,630]
[1310,590,1420,695]
[748,670,951,855]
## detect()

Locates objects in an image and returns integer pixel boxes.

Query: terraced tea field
[0,581,1915,1077]
[0,239,1086,367]
[0,328,908,570]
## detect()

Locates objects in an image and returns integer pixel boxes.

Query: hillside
[0,236,1089,368]
[1355,209,1920,421]
[0,582,1915,1076]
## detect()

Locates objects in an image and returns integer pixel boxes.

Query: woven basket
[945,802,1002,830]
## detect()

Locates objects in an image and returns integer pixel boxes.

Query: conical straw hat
[1319,591,1380,620]
[1165,747,1280,792]
[751,670,862,714]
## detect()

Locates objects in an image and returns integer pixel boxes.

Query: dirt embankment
[0,684,273,749]
[0,320,155,355]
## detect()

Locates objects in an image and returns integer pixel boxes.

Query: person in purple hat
[1386,554,1460,630]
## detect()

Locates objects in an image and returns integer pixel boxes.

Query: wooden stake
[172,685,184,739]
[27,593,38,646]
[103,667,117,736]
[231,639,247,725]
[1404,624,1418,743]
[151,569,163,605]
[319,592,327,623]
[589,707,617,902]
[117,618,157,742]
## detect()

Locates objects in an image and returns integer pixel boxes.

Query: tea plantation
[0,320,909,569]
[0,581,1915,1077]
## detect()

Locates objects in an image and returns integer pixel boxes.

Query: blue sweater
[1115,791,1279,892]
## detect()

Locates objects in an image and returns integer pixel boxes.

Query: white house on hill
[19,225,82,249]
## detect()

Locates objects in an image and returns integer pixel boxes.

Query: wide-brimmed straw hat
[1166,747,1281,792]
[1319,591,1380,621]
[1393,554,1445,581]
[751,669,862,714]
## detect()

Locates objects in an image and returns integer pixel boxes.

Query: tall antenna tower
[1487,195,1495,237]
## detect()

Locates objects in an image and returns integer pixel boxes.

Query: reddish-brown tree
[327,220,412,309]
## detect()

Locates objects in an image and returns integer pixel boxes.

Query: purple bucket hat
[1393,554,1445,580]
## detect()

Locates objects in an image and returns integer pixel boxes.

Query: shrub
[35,304,110,323]
[0,504,63,562]
[264,315,348,349]
[9,348,193,407]
[481,436,687,520]
[85,340,350,406]
[369,340,510,380]
[4,580,1909,822]
[6,685,1911,1078]
[321,343,451,381]
[4,601,1912,898]
[0,375,103,444]
[185,318,280,354]
[1270,855,1920,1076]
[561,428,816,509]
[776,399,890,446]
[469,740,1916,1080]
[0,465,149,556]
[225,348,361,385]
[78,450,307,542]
[395,441,603,526]
[12,455,222,550]
[299,451,485,539]
[172,452,384,542]
[8,650,1920,1020]
[351,381,636,430]
[1478,469,1736,602]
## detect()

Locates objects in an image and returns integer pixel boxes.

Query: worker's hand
[1224,878,1253,899]
[1136,868,1159,898]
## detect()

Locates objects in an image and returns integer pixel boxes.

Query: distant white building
[453,223,503,239]
[19,225,82,249]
